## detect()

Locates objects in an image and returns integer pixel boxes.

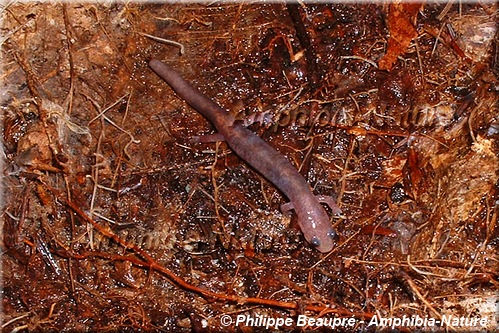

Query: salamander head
[308,225,337,253]
[299,208,337,253]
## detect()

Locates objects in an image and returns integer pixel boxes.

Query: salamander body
[149,59,340,252]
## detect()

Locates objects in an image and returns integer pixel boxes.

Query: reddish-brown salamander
[149,59,341,252]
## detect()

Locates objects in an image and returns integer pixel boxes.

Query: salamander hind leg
[191,133,226,143]
[280,201,294,214]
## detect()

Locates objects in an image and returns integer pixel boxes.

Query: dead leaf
[379,3,422,71]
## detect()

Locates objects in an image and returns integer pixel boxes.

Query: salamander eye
[327,229,337,240]
[310,236,321,248]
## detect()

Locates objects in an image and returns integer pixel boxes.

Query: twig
[139,32,185,55]
[46,184,374,320]
[1,313,30,329]
[340,55,378,68]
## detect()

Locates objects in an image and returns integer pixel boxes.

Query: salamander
[149,59,341,252]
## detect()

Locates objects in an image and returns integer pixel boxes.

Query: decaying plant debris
[1,2,498,332]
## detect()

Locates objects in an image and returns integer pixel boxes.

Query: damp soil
[1,2,498,332]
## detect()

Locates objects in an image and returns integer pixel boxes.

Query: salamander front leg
[280,196,342,215]
[316,195,342,215]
